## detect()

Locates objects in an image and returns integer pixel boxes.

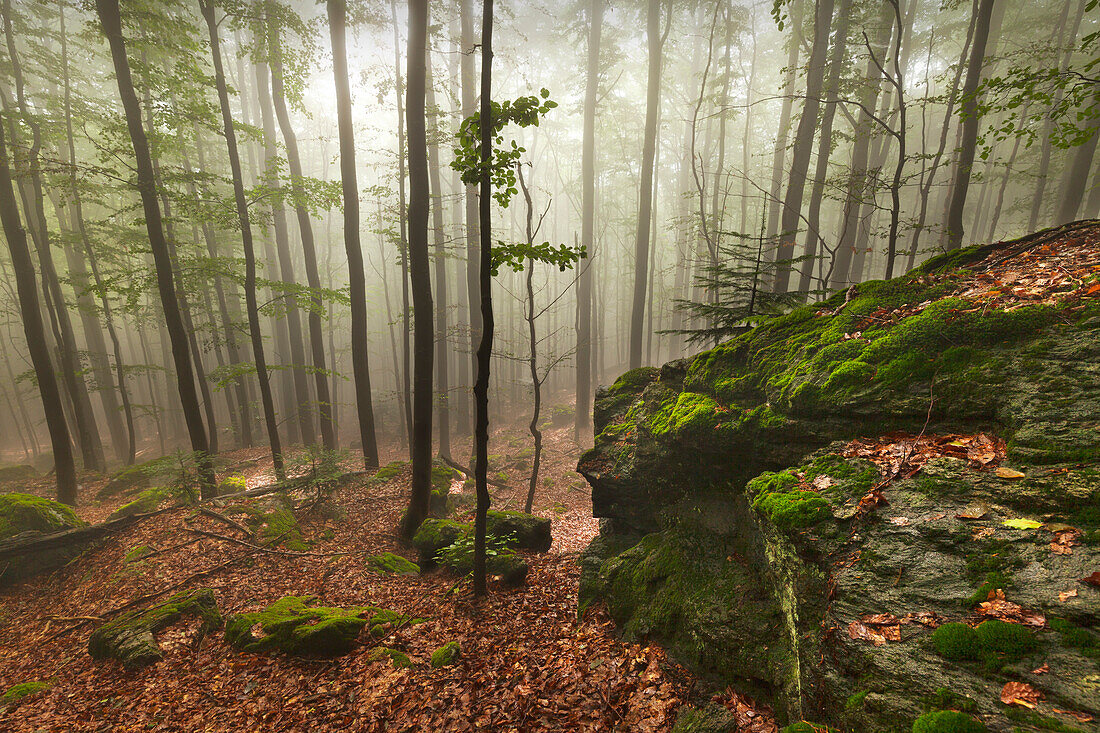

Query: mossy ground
[0,493,86,539]
[911,710,987,733]
[367,646,412,668]
[1,680,51,704]
[429,641,460,668]
[367,552,420,576]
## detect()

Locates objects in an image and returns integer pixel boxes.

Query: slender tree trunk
[202,0,284,479]
[765,1,803,246]
[391,0,413,451]
[426,40,452,460]
[94,0,216,496]
[254,51,313,447]
[516,167,544,514]
[944,0,996,250]
[775,0,836,292]
[267,28,336,450]
[473,0,495,598]
[575,0,603,442]
[629,0,664,368]
[461,0,480,444]
[1057,87,1100,224]
[328,0,380,469]
[401,0,435,539]
[0,121,76,502]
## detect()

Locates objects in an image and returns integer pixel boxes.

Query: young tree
[94,0,217,496]
[401,0,435,539]
[200,0,285,479]
[328,0,380,469]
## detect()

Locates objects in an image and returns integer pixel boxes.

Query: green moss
[218,475,248,495]
[411,518,468,566]
[88,589,222,669]
[748,471,831,529]
[845,690,869,712]
[932,622,979,661]
[431,462,458,492]
[0,493,86,539]
[921,688,978,714]
[0,464,37,483]
[1,680,51,704]
[107,487,168,521]
[226,596,411,657]
[430,641,461,668]
[912,710,987,733]
[1004,708,1086,732]
[367,552,420,576]
[485,510,552,552]
[123,545,154,564]
[964,539,1024,580]
[963,572,1013,608]
[367,646,412,668]
[931,620,1036,665]
[1049,617,1100,658]
[368,461,407,485]
[648,392,728,440]
[259,507,308,551]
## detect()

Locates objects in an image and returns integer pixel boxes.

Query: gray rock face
[578,234,1100,732]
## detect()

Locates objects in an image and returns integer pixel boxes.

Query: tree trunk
[629,0,664,368]
[575,0,603,442]
[944,0,996,250]
[401,0,435,539]
[94,0,216,496]
[473,0,495,598]
[267,27,336,450]
[1056,86,1100,224]
[765,1,803,247]
[391,0,413,451]
[460,0,480,445]
[328,0,380,469]
[201,0,285,480]
[426,40,451,460]
[775,0,836,292]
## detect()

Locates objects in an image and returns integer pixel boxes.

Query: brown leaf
[1000,681,1041,708]
[977,597,1047,627]
[1059,588,1079,602]
[995,466,1026,479]
[1053,709,1094,723]
[847,619,900,646]
[1080,571,1100,588]
[1031,664,1049,675]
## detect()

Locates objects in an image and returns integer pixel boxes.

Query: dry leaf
[1059,588,1079,602]
[1000,681,1041,708]
[1080,572,1100,588]
[889,517,910,526]
[1053,709,1094,723]
[847,617,901,646]
[995,467,1026,479]
[1032,664,1049,675]
[977,597,1047,627]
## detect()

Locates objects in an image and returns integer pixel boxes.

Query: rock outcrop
[579,224,1100,732]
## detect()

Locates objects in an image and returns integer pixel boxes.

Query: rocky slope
[578,221,1100,732]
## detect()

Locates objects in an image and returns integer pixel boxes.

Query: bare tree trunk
[426,40,452,460]
[328,0,380,469]
[765,1,803,247]
[202,0,284,479]
[94,0,216,495]
[944,0,996,250]
[267,26,336,450]
[473,0,495,598]
[461,0,480,446]
[391,0,413,451]
[575,0,603,442]
[1057,88,1100,224]
[402,0,435,539]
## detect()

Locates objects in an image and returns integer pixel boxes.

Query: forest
[0,0,1098,730]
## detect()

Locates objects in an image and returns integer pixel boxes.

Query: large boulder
[0,493,85,539]
[579,225,1100,732]
[88,589,221,669]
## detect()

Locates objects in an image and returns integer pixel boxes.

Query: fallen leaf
[995,467,1026,479]
[811,474,834,491]
[1003,518,1042,530]
[977,596,1047,627]
[1053,709,1094,723]
[889,516,910,526]
[1032,664,1049,675]
[1059,588,1078,602]
[847,617,901,646]
[1000,681,1041,708]
[1080,572,1100,588]
[956,503,988,520]
[972,526,996,540]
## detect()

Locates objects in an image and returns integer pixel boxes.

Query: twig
[195,506,251,535]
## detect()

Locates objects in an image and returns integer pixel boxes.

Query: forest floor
[0,420,727,732]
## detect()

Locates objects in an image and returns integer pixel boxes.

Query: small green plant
[436,530,517,571]
[218,474,247,495]
[287,446,348,505]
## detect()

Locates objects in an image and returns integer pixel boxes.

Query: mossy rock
[97,457,173,500]
[123,545,155,564]
[911,710,987,733]
[107,487,169,521]
[88,589,221,669]
[0,464,38,483]
[411,518,468,567]
[1,680,51,705]
[226,498,308,551]
[671,703,738,732]
[0,492,86,539]
[218,475,248,495]
[431,461,459,492]
[931,620,1037,665]
[366,552,420,576]
[225,596,411,657]
[485,510,552,552]
[429,641,461,668]
[367,646,412,668]
[368,461,407,485]
[442,552,529,587]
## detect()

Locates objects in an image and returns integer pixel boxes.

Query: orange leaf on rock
[1080,572,1100,588]
[1000,681,1041,708]
[1053,709,1094,723]
[977,595,1046,627]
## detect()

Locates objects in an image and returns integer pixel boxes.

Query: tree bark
[94,0,216,496]
[328,0,380,469]
[401,0,435,539]
[426,39,451,460]
[201,0,285,480]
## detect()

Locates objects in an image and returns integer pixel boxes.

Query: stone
[88,589,221,669]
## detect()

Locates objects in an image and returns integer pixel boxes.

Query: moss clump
[1049,617,1100,659]
[88,589,222,669]
[1004,708,1085,732]
[1,680,51,704]
[123,545,154,564]
[648,392,728,440]
[226,595,410,657]
[367,552,420,576]
[671,704,738,732]
[748,471,831,529]
[964,539,1024,580]
[227,500,309,552]
[845,690,869,712]
[912,710,987,733]
[218,475,248,495]
[368,461,407,485]
[922,688,978,714]
[0,493,86,539]
[429,641,461,668]
[107,487,168,521]
[0,464,37,483]
[367,646,412,668]
[411,518,467,567]
[932,620,1037,665]
[431,462,459,492]
[963,572,1013,608]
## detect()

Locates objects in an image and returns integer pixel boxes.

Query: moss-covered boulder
[579,226,1100,732]
[88,589,221,669]
[429,641,461,668]
[366,552,420,576]
[0,493,85,539]
[367,646,412,668]
[224,497,308,551]
[1,680,52,705]
[107,487,169,521]
[486,510,552,552]
[411,518,468,567]
[225,596,413,657]
[0,464,37,483]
